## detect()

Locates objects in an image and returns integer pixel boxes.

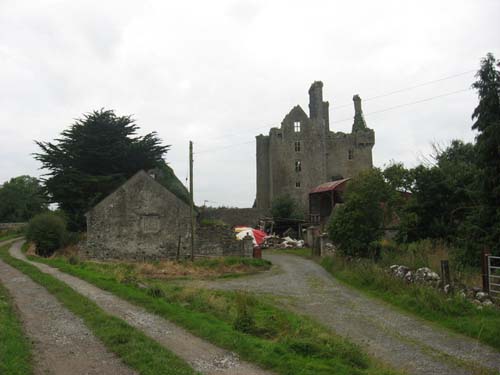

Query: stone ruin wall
[84,171,249,261]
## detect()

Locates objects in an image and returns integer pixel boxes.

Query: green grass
[0,276,33,375]
[0,233,23,242]
[321,255,500,351]
[0,244,196,375]
[193,256,271,269]
[268,248,313,258]
[30,253,399,375]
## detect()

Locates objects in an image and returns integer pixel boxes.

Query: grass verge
[0,244,196,375]
[321,255,500,351]
[267,248,313,258]
[0,275,33,375]
[30,252,399,375]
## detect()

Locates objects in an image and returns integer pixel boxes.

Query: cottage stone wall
[85,171,247,260]
[256,81,374,214]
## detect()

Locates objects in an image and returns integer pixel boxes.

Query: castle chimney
[352,94,367,132]
[308,81,324,121]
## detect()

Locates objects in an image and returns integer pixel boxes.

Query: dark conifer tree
[471,53,500,254]
[34,109,169,230]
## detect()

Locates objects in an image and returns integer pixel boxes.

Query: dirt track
[0,240,137,375]
[8,240,272,375]
[205,252,500,375]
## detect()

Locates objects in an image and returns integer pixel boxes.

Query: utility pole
[189,141,195,261]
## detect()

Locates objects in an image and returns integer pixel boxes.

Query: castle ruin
[255,81,375,215]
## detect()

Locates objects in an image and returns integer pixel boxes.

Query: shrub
[26,212,67,257]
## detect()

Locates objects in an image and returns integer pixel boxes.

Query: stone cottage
[255,81,375,217]
[85,170,249,260]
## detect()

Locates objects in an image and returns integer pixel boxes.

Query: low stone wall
[195,223,246,257]
[84,222,250,260]
[199,207,269,227]
[0,222,27,231]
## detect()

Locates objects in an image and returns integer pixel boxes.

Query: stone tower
[255,82,375,214]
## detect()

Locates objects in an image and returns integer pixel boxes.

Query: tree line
[329,53,500,266]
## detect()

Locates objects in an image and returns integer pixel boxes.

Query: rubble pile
[389,264,497,308]
[261,235,304,249]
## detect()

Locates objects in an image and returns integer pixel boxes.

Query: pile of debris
[262,235,304,249]
[389,264,496,308]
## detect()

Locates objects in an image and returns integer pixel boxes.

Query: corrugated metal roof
[309,178,350,194]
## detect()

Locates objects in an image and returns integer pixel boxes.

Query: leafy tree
[270,195,303,220]
[328,169,391,257]
[0,176,47,222]
[383,162,414,192]
[471,52,500,255]
[34,109,169,230]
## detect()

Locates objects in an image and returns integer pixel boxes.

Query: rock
[444,284,451,294]
[472,299,482,305]
[414,267,440,284]
[404,271,414,283]
[390,265,399,272]
[427,271,440,281]
[475,291,489,302]
[482,299,494,306]
[472,287,482,293]
[395,265,409,278]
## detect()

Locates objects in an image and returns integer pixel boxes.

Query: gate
[488,255,500,301]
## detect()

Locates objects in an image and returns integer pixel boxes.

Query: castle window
[295,181,301,188]
[294,141,301,152]
[294,121,301,132]
[295,160,302,172]
[348,149,354,160]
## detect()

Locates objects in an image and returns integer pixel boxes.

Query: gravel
[205,253,500,375]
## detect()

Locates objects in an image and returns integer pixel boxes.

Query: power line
[195,69,475,144]
[333,70,475,109]
[194,87,472,155]
[331,88,472,124]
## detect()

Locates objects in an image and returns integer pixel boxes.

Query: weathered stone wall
[85,171,192,260]
[199,207,269,227]
[195,223,244,257]
[255,81,374,214]
[84,171,249,261]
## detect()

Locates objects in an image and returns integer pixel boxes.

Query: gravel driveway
[0,240,137,375]
[205,253,500,375]
[9,240,272,375]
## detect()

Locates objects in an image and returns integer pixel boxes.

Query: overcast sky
[1,0,499,207]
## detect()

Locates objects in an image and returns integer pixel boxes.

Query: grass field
[0,244,197,375]
[30,252,399,375]
[0,264,33,375]
[321,255,500,352]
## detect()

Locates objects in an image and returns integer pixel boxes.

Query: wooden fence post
[440,260,450,288]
